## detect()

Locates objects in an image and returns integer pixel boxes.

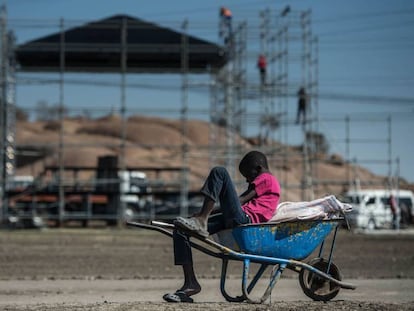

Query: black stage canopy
[15,14,228,73]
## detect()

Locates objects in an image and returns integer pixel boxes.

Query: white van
[343,189,414,230]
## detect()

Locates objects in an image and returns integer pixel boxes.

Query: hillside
[15,114,413,201]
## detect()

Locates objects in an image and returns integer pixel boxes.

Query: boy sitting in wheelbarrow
[163,150,281,303]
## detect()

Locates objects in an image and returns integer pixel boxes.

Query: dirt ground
[0,226,413,310]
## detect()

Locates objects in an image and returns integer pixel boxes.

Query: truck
[118,169,152,221]
[5,168,151,228]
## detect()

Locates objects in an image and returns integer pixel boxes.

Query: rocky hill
[15,114,413,201]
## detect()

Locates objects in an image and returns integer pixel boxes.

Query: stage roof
[14,14,228,73]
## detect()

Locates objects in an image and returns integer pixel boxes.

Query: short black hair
[239,150,269,172]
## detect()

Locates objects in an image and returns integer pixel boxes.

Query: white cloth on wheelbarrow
[269,195,352,223]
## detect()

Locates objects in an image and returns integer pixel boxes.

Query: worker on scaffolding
[219,6,233,43]
[257,54,267,87]
[296,87,308,125]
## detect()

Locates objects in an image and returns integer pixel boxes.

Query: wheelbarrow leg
[246,263,268,293]
[242,259,287,304]
[220,259,246,302]
[220,259,270,302]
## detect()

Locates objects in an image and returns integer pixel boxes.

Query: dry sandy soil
[16,116,414,201]
[0,226,414,310]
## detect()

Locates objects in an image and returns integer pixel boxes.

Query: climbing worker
[257,54,267,87]
[296,87,308,125]
[219,6,233,39]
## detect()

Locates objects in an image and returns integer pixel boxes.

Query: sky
[4,0,414,183]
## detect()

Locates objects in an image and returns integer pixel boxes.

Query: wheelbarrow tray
[230,220,338,260]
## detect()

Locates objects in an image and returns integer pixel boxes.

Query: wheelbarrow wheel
[299,257,342,301]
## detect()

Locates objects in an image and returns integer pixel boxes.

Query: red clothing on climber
[257,54,267,86]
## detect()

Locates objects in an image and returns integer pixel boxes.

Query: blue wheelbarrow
[127,218,356,303]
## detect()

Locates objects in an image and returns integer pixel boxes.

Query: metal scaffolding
[215,8,321,198]
[0,6,402,226]
[0,5,16,223]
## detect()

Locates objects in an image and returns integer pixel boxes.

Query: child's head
[238,150,269,182]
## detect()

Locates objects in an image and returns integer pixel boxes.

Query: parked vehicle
[343,189,414,230]
[5,170,151,227]
[5,175,45,228]
[118,170,152,221]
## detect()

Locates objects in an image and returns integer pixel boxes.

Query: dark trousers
[173,167,249,265]
[296,101,306,124]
